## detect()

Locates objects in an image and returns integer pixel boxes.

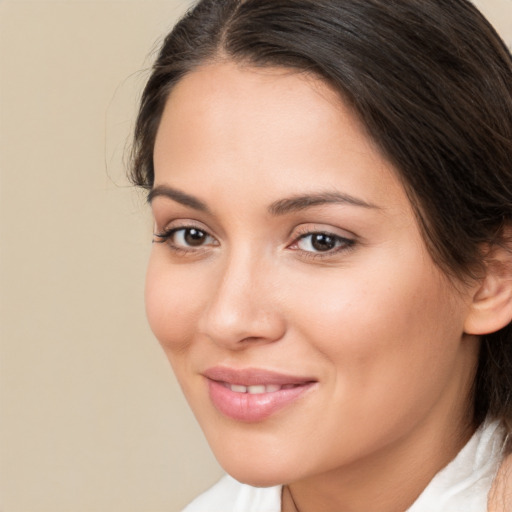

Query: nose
[197,252,286,349]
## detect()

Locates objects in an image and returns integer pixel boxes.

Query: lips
[224,383,298,394]
[203,366,317,422]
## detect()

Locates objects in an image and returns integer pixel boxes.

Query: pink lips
[203,366,317,422]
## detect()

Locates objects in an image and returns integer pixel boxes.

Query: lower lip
[207,379,315,422]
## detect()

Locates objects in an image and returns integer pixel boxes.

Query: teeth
[228,384,287,394]
[247,385,266,394]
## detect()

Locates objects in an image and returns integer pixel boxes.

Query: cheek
[286,253,465,392]
[274,262,469,465]
[145,251,206,355]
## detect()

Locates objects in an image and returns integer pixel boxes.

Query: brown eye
[295,232,353,254]
[310,234,336,251]
[171,227,217,248]
[182,228,208,246]
[154,226,217,249]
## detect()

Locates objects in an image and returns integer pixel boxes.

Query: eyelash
[153,225,217,255]
[153,225,355,260]
[290,229,355,260]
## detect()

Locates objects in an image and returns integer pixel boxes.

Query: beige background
[0,1,510,511]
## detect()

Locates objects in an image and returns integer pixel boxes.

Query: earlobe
[464,244,512,336]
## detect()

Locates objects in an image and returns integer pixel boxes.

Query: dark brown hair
[131,0,512,427]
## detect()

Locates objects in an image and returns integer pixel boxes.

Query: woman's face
[147,62,479,486]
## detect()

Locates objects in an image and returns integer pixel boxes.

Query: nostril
[199,309,286,349]
[240,336,266,343]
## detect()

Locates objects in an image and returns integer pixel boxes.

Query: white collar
[407,419,506,512]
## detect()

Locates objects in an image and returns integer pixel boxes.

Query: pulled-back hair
[130,0,512,428]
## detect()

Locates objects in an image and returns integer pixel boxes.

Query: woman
[130,0,512,510]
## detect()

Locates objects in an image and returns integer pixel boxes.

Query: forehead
[156,62,367,153]
[153,61,409,215]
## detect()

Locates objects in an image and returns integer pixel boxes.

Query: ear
[464,239,512,336]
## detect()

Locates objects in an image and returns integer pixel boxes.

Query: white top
[182,419,506,512]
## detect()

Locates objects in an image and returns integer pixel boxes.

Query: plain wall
[0,1,510,511]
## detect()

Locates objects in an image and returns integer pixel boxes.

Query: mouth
[203,366,317,422]
[221,382,304,394]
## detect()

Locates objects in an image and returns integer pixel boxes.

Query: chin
[223,467,287,488]
[213,450,294,488]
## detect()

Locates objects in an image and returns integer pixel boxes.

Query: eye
[154,226,217,250]
[292,231,354,254]
[173,227,212,247]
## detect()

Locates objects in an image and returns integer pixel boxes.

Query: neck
[282,413,475,512]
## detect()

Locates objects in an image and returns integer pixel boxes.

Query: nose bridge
[199,246,284,347]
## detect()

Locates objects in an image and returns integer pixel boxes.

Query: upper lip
[203,366,316,386]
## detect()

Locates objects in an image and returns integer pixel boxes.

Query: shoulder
[181,475,282,512]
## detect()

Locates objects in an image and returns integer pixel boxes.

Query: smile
[224,383,302,394]
[203,367,317,422]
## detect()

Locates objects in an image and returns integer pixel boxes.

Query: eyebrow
[147,185,210,212]
[268,191,379,215]
[148,185,378,215]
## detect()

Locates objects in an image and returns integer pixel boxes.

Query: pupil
[312,234,335,251]
[185,229,206,246]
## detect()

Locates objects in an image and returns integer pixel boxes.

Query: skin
[146,61,483,512]
[488,452,512,512]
